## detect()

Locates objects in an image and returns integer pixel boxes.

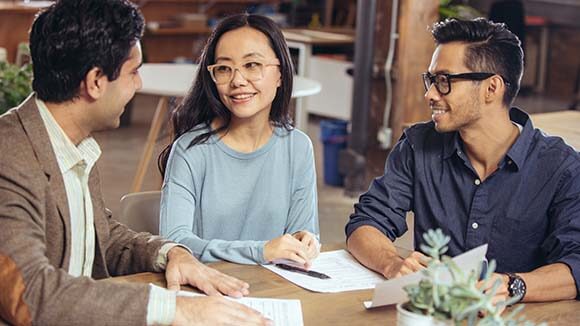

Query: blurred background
[1,0,579,248]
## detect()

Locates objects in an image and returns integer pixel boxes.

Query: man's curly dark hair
[30,0,144,103]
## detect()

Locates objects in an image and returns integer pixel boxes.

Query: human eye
[243,61,263,71]
[214,65,232,74]
[435,74,448,85]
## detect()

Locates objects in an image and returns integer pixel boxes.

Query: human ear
[485,75,504,104]
[84,67,108,100]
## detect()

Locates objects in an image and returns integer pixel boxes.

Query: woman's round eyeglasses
[207,60,280,85]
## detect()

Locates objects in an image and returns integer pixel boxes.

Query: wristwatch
[506,272,527,302]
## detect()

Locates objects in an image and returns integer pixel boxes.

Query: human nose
[424,82,441,103]
[135,73,143,91]
[230,68,248,87]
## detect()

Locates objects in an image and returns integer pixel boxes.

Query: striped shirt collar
[36,97,101,174]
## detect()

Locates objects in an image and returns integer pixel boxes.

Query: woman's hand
[264,234,311,267]
[292,231,320,262]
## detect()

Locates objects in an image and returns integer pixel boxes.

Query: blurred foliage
[440,0,483,20]
[0,62,33,115]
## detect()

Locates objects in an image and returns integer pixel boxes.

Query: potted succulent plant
[0,61,33,115]
[397,229,541,326]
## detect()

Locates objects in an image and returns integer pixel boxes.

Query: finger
[197,266,250,296]
[283,237,311,265]
[196,279,222,297]
[294,245,312,267]
[399,265,416,276]
[287,252,307,266]
[299,232,313,245]
[412,252,430,267]
[165,268,181,291]
[212,272,250,293]
[405,256,427,271]
[292,231,304,241]
[304,235,320,257]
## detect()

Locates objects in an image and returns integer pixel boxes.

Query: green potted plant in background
[439,0,482,20]
[0,61,33,115]
[397,229,542,326]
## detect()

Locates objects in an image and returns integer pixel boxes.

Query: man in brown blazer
[0,1,271,325]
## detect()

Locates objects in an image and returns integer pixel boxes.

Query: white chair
[119,191,161,235]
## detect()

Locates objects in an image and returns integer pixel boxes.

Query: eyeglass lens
[423,73,450,94]
[211,62,264,84]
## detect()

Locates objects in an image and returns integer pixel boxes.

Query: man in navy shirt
[346,18,579,303]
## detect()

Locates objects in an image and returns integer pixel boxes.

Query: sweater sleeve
[159,143,268,265]
[285,135,320,237]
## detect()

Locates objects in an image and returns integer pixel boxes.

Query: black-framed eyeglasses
[422,72,510,95]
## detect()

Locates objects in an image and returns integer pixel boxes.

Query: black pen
[275,263,331,279]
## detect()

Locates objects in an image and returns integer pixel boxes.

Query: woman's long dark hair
[158,13,294,176]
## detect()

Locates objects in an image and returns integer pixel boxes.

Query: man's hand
[477,272,510,313]
[292,231,320,261]
[174,296,272,326]
[165,247,249,297]
[264,234,311,267]
[382,251,430,279]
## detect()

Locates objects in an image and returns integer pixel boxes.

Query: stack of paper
[364,244,488,308]
[262,250,385,293]
[177,291,303,326]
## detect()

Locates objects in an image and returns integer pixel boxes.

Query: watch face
[509,276,526,298]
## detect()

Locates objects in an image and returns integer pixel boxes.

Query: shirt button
[508,160,513,165]
[474,179,481,185]
[472,222,479,229]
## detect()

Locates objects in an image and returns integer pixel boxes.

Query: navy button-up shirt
[346,108,580,296]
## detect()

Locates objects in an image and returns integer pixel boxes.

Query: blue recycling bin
[320,119,348,186]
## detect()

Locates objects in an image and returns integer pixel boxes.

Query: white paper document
[262,249,385,293]
[177,291,303,326]
[363,244,488,309]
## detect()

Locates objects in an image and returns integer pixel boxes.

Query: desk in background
[282,29,355,127]
[531,110,580,150]
[131,63,321,192]
[109,243,580,325]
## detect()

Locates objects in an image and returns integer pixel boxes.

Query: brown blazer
[0,95,170,325]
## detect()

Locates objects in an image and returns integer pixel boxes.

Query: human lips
[431,106,449,122]
[432,108,448,115]
[229,92,257,103]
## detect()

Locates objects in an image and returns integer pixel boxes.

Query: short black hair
[30,0,144,102]
[431,18,523,106]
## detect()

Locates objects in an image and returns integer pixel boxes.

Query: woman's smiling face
[212,26,282,123]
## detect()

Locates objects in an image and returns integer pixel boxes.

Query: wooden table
[531,110,580,150]
[109,245,580,325]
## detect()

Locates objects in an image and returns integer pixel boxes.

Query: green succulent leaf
[403,229,539,325]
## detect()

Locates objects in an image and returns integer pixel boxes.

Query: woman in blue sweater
[158,14,320,266]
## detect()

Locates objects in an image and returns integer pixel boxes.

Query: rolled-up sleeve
[345,134,415,241]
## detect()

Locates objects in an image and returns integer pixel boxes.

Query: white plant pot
[396,303,452,326]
